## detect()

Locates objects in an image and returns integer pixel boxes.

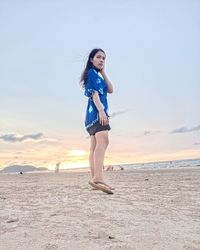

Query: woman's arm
[92,91,109,125]
[100,69,113,94]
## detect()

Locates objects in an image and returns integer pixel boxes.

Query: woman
[80,48,114,194]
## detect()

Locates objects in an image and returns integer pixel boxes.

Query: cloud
[0,133,43,142]
[193,142,200,146]
[110,109,129,118]
[171,125,200,134]
[144,130,161,136]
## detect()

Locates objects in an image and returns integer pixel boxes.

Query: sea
[1,158,200,174]
[113,158,200,171]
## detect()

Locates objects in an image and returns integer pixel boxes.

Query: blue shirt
[84,68,109,129]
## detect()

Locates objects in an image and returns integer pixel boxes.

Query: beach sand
[0,168,200,250]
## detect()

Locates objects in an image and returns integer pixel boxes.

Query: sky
[0,0,199,170]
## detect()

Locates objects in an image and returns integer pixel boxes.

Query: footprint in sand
[44,243,58,250]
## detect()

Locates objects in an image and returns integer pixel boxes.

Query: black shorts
[86,121,111,136]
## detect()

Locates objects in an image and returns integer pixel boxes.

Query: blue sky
[0,0,199,169]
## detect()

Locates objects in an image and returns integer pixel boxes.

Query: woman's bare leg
[89,135,96,178]
[93,130,109,182]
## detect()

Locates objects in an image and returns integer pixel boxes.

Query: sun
[59,149,88,169]
[68,150,87,157]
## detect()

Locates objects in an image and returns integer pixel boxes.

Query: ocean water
[2,158,200,174]
[114,158,200,170]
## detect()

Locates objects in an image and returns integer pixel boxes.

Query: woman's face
[91,51,106,70]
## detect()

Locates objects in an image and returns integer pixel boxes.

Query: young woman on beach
[80,48,114,194]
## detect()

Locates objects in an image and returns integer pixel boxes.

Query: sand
[0,168,200,250]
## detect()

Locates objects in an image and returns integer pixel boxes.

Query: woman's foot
[92,179,115,190]
[88,180,114,194]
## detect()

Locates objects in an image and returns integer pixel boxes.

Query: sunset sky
[0,0,199,170]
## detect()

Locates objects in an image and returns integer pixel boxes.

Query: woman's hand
[99,110,108,125]
[92,92,108,125]
[100,67,105,76]
[100,68,113,94]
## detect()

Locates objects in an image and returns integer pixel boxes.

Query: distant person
[106,165,113,171]
[80,48,114,194]
[55,162,60,174]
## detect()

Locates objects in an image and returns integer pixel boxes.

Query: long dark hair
[80,48,105,88]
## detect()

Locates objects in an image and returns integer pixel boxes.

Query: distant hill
[0,165,48,173]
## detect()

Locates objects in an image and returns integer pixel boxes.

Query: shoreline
[1,158,199,175]
[0,164,200,175]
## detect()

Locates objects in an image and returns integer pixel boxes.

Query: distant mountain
[0,165,48,173]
